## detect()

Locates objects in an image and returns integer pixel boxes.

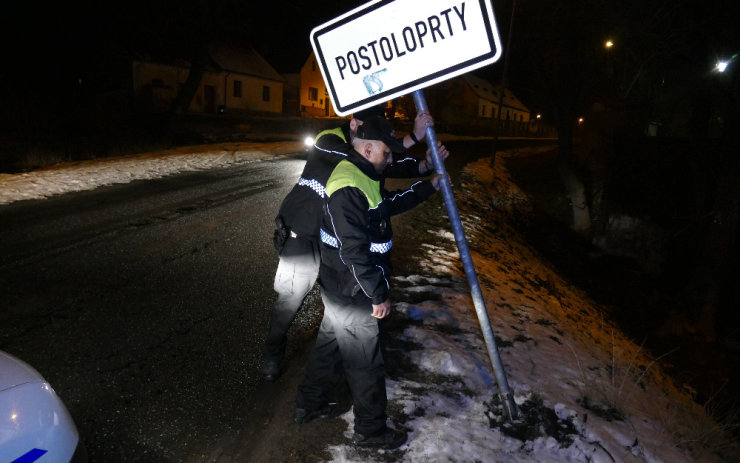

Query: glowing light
[578,118,584,124]
[536,114,542,119]
[11,413,17,421]
[605,40,614,49]
[716,54,738,73]
[304,136,315,147]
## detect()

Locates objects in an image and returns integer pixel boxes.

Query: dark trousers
[263,236,320,362]
[296,289,387,436]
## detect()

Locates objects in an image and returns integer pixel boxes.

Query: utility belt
[273,215,297,252]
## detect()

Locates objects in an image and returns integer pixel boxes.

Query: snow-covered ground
[0,142,733,462]
[326,149,732,463]
[0,141,304,205]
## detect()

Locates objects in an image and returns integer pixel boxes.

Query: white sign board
[310,0,502,116]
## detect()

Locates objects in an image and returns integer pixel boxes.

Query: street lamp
[716,53,738,73]
[604,40,614,49]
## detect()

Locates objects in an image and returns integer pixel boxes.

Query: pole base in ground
[499,392,519,421]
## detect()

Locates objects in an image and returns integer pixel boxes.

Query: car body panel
[0,351,44,392]
[0,351,81,463]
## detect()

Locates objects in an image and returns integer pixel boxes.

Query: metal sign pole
[413,89,518,420]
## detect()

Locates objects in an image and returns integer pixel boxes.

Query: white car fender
[0,351,83,463]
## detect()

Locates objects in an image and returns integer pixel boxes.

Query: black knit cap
[356,115,405,153]
[352,105,386,121]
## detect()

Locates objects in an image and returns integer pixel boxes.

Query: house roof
[462,74,529,113]
[133,53,219,72]
[132,43,284,83]
[208,43,285,83]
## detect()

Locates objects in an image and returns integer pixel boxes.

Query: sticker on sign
[310,0,502,116]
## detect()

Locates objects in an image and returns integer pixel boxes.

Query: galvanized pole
[414,90,518,420]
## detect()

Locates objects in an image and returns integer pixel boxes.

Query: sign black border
[311,0,499,115]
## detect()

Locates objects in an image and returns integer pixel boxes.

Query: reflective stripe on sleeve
[320,228,339,248]
[322,228,392,254]
[369,240,393,254]
[297,177,326,198]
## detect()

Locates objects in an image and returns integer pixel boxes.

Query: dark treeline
[490,0,738,417]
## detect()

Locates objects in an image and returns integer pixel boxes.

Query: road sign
[311,0,503,116]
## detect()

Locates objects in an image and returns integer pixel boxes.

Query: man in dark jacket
[263,106,444,381]
[294,116,445,449]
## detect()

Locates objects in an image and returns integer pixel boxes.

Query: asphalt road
[0,139,524,461]
[0,153,319,461]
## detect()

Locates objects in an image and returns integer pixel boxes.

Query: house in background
[428,74,531,126]
[132,43,284,114]
[299,52,336,118]
[464,74,530,123]
[132,56,191,113]
[281,73,301,116]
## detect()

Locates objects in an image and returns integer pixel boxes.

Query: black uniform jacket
[319,148,436,305]
[276,122,429,239]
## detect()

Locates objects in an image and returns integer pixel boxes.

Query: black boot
[262,359,280,382]
[353,427,407,449]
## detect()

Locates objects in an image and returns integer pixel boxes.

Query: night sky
[3,1,371,91]
[5,0,734,119]
[2,0,522,114]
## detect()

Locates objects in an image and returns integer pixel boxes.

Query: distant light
[578,118,584,124]
[304,136,315,147]
[716,54,738,73]
[605,40,614,49]
[536,114,542,119]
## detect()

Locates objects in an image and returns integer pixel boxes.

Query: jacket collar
[347,149,383,181]
[341,122,351,144]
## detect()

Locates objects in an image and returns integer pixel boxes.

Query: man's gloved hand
[419,141,450,175]
[413,111,434,142]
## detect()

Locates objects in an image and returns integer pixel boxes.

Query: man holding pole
[294,115,447,449]
[263,106,444,382]
[303,0,518,426]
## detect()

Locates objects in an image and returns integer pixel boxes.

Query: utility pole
[490,0,517,167]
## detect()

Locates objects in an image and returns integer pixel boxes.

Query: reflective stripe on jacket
[320,153,435,304]
[277,123,422,240]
